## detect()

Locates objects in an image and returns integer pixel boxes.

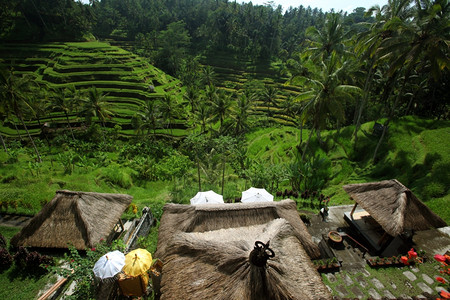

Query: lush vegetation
[0,0,448,299]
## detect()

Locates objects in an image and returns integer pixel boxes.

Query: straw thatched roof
[343,179,447,237]
[11,190,133,250]
[155,200,329,300]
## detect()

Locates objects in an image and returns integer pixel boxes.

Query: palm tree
[48,87,76,141]
[138,100,161,137]
[202,66,216,86]
[260,85,278,123]
[27,90,51,146]
[230,92,253,136]
[210,90,233,133]
[80,87,113,140]
[195,99,211,134]
[159,94,180,135]
[371,0,449,161]
[304,13,349,62]
[292,53,361,160]
[0,69,42,162]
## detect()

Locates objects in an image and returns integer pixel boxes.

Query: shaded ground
[0,214,31,228]
[304,205,450,299]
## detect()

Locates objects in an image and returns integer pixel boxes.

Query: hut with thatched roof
[343,179,447,255]
[154,199,330,300]
[11,190,133,250]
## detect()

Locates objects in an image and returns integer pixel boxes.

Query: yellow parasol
[122,248,153,277]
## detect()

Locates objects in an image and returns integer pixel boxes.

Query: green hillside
[0,42,186,137]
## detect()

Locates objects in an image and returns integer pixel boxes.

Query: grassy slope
[0,118,448,300]
[0,116,447,222]
[0,42,185,137]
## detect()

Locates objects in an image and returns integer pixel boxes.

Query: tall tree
[291,53,361,159]
[137,100,161,137]
[210,89,233,133]
[0,69,41,162]
[48,88,77,141]
[80,87,113,140]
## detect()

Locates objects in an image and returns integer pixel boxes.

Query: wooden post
[350,203,358,220]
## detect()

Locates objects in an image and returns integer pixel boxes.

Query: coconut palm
[260,85,278,123]
[304,13,349,62]
[210,89,233,133]
[195,99,211,134]
[293,53,361,160]
[138,100,161,137]
[0,69,42,162]
[230,92,253,136]
[79,87,113,141]
[159,94,179,135]
[80,87,113,127]
[48,87,76,141]
[371,0,449,161]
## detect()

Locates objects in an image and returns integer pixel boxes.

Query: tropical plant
[0,69,42,162]
[291,53,361,159]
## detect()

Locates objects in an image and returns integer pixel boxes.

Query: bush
[0,233,6,249]
[0,248,13,270]
[13,246,29,267]
[422,181,446,199]
[25,251,54,269]
[13,246,54,270]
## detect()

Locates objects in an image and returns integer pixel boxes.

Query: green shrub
[0,248,13,270]
[422,182,446,199]
[97,165,134,189]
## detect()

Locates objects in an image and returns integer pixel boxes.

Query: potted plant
[384,257,393,265]
[330,257,340,268]
[367,258,377,267]
[328,231,343,243]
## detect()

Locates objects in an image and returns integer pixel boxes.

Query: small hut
[11,190,133,250]
[343,179,447,255]
[155,200,330,300]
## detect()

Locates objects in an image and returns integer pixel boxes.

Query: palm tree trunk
[354,62,374,149]
[0,133,7,153]
[373,73,408,163]
[13,122,23,140]
[64,112,76,141]
[221,158,226,195]
[197,159,202,191]
[20,116,42,162]
[301,128,315,161]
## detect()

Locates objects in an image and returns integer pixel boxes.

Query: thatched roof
[343,179,447,236]
[155,200,329,300]
[11,190,133,250]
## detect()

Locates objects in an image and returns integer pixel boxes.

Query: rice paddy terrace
[0,42,186,138]
[200,52,300,126]
[0,42,303,139]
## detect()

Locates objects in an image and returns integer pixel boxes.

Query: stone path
[306,205,450,299]
[326,267,444,299]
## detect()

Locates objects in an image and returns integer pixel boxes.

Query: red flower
[91,247,96,251]
[436,277,447,284]
[408,248,417,259]
[400,256,409,265]
[70,259,74,263]
[440,290,450,299]
[435,254,447,262]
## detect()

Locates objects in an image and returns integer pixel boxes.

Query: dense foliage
[0,0,448,219]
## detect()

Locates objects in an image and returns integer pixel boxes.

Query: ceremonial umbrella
[241,187,274,203]
[122,248,153,277]
[93,250,125,280]
[190,190,224,205]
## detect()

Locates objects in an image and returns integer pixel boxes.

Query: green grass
[0,226,57,300]
[322,262,444,298]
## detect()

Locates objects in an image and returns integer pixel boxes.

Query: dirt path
[0,213,31,228]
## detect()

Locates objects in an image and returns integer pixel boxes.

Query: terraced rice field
[0,41,186,137]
